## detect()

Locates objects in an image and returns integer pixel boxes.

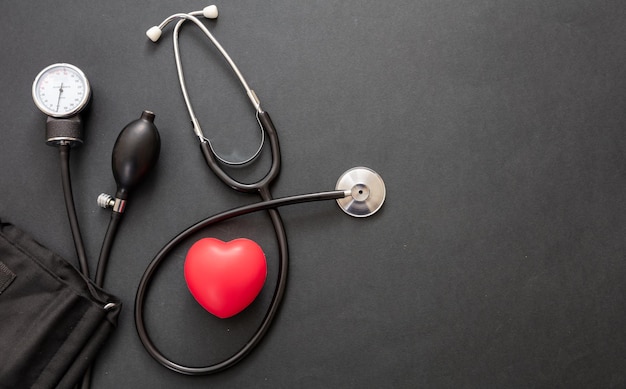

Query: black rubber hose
[134,189,346,375]
[80,211,124,389]
[59,144,90,278]
[95,212,123,286]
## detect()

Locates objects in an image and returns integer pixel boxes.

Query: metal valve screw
[97,193,115,209]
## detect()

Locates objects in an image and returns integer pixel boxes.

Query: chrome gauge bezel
[32,63,91,118]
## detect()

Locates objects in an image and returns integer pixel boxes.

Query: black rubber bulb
[112,111,161,200]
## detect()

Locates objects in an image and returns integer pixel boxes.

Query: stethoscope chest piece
[335,167,386,217]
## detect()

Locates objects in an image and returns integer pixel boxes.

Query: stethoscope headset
[38,4,387,385]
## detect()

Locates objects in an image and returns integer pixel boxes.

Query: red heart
[184,238,267,318]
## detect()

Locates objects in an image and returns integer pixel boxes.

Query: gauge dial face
[32,63,91,117]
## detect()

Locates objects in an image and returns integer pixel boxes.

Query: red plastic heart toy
[184,238,267,318]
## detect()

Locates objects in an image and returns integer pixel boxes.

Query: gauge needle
[56,83,64,112]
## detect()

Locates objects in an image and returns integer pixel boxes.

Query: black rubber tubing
[134,189,346,375]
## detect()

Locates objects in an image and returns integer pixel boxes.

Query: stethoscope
[135,5,387,375]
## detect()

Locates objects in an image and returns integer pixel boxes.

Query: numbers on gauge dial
[34,65,88,116]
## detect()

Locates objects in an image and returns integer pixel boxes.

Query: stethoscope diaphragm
[335,167,386,217]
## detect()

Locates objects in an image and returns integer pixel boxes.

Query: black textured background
[1,1,625,387]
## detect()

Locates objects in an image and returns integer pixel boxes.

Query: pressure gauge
[32,63,91,118]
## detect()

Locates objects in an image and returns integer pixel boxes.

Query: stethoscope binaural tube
[199,111,281,193]
[148,7,265,166]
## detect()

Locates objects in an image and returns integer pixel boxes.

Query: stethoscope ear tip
[203,5,219,19]
[146,26,162,42]
[335,167,386,217]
